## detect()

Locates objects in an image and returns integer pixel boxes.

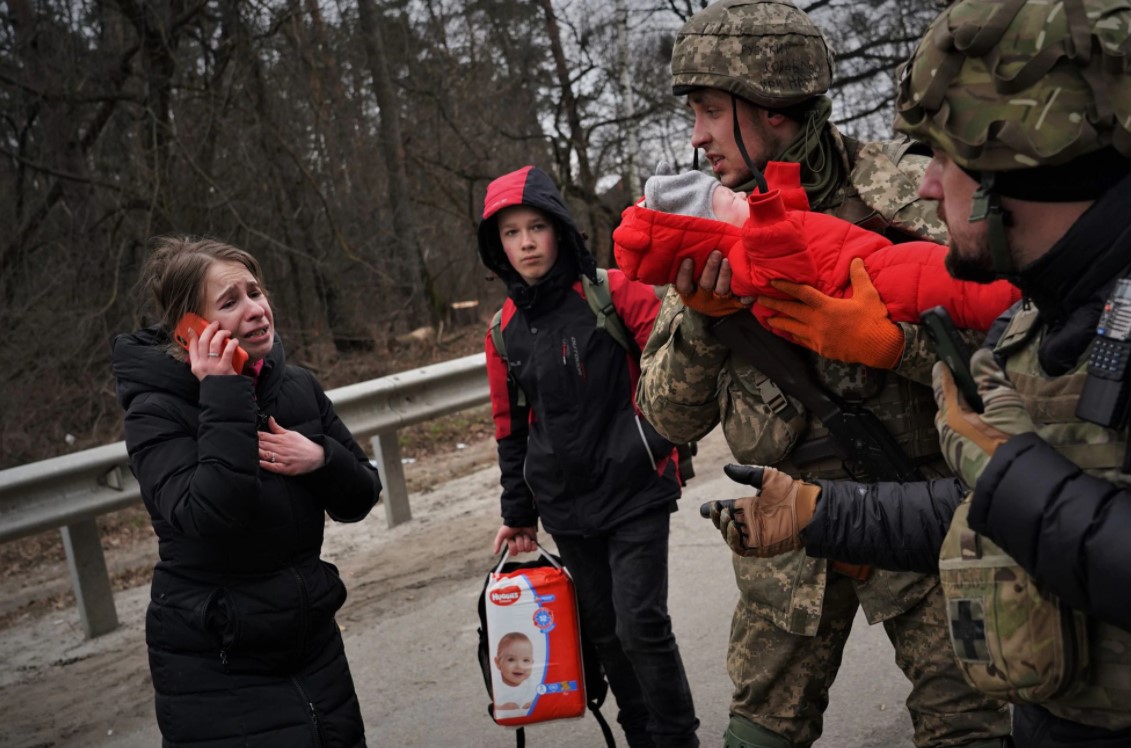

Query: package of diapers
[477,546,587,728]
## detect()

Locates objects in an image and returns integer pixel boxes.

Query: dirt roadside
[0,425,501,748]
[0,428,923,748]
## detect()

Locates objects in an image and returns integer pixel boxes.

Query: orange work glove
[677,286,749,317]
[757,258,905,369]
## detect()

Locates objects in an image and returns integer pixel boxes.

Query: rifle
[711,313,924,484]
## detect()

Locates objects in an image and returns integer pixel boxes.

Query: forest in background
[0,0,941,468]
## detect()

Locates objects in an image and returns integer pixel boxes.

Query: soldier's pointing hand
[708,464,820,557]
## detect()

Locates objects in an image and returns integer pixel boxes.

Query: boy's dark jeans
[554,508,700,748]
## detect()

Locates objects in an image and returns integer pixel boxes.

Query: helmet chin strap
[689,95,769,191]
[732,94,768,194]
[968,172,1016,277]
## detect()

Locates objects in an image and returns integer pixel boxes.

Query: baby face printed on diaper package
[493,632,537,711]
[496,632,534,688]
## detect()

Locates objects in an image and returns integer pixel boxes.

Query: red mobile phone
[173,312,250,374]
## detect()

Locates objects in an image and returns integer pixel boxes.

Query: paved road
[6,428,916,747]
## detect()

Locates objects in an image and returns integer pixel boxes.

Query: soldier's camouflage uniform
[938,305,1131,730]
[896,0,1131,742]
[637,127,1010,747]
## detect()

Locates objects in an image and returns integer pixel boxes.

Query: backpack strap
[588,702,616,748]
[490,308,506,363]
[490,307,526,409]
[583,270,697,485]
[582,269,637,356]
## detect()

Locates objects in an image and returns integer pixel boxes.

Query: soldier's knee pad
[724,715,795,748]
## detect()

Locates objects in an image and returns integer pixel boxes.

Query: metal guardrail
[0,352,490,639]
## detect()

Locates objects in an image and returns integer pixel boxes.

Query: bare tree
[615,0,642,200]
[357,0,439,323]
[0,0,942,468]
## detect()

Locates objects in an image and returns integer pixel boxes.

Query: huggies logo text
[490,586,522,606]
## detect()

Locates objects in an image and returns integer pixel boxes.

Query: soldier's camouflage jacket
[939,303,1131,729]
[638,127,956,635]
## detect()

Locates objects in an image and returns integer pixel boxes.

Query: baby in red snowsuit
[612,162,1019,336]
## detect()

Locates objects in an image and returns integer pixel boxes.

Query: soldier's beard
[944,241,999,284]
[940,205,1000,283]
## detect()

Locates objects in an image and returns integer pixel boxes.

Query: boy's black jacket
[478,166,679,537]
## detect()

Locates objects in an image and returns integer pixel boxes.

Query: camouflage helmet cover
[895,0,1131,172]
[671,0,835,108]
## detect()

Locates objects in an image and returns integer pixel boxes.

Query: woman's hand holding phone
[174,310,245,375]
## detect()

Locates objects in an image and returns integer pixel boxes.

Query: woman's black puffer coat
[113,327,380,746]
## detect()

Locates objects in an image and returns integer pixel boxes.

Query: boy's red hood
[478,165,597,285]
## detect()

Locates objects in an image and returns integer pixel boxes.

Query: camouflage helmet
[670,0,835,109]
[895,0,1131,173]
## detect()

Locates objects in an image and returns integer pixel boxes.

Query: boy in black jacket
[479,165,699,748]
